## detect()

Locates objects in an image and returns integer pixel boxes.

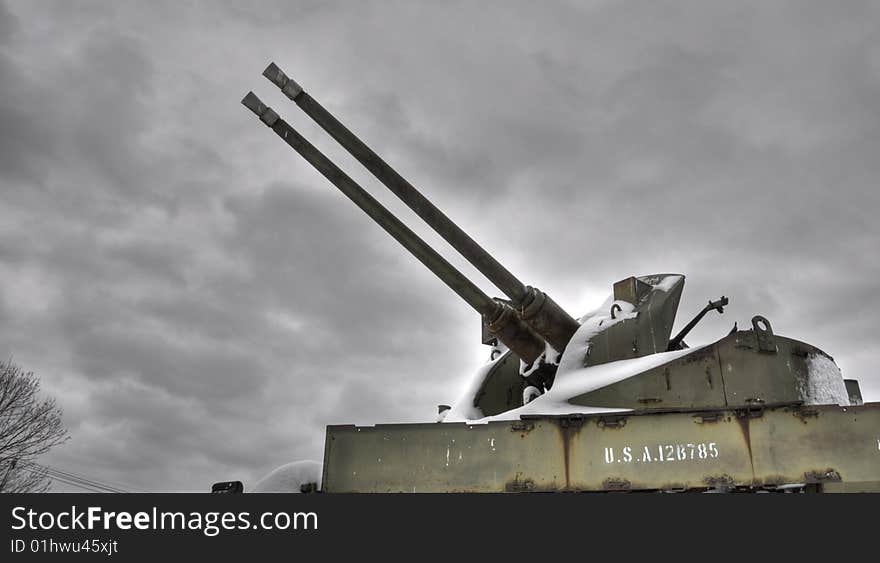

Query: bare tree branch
[0,360,68,493]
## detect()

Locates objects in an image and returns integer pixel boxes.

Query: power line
[26,464,123,493]
[43,473,109,493]
[16,462,132,493]
[43,468,128,493]
[16,464,109,493]
[40,464,132,493]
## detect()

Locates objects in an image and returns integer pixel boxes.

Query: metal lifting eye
[751,315,777,353]
[611,303,622,319]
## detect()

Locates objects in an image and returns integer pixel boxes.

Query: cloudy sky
[1,0,878,492]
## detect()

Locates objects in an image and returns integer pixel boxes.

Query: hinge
[510,420,535,433]
[597,415,628,429]
[736,404,765,419]
[560,414,586,429]
[693,412,723,424]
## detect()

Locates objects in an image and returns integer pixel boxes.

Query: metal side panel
[564,410,754,491]
[322,420,565,492]
[746,403,880,487]
[322,403,880,492]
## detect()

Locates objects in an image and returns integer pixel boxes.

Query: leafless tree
[0,360,68,492]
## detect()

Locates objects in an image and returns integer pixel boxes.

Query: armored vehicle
[242,63,879,493]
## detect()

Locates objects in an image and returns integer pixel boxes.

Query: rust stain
[505,478,536,492]
[804,468,841,483]
[558,416,586,491]
[603,477,632,491]
[735,411,756,479]
[703,474,736,488]
[510,421,534,433]
[561,427,570,490]
[793,408,820,424]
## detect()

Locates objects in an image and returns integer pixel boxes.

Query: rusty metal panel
[746,403,880,487]
[562,410,753,491]
[573,331,843,412]
[323,420,565,492]
[322,403,880,492]
[582,275,684,367]
[571,344,725,410]
[613,277,652,305]
[473,350,526,417]
[717,333,803,406]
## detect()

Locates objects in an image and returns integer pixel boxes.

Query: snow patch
[521,341,561,378]
[446,346,706,423]
[551,346,702,403]
[522,385,541,404]
[578,295,614,323]
[804,354,849,406]
[651,274,684,293]
[443,354,505,421]
[251,460,322,493]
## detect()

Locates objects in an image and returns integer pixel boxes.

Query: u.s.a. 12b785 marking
[603,442,719,464]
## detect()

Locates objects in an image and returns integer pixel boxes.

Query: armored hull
[322,324,879,493]
[322,403,880,493]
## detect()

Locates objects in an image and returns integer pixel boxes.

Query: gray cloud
[0,0,877,491]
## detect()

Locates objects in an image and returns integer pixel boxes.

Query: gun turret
[261,63,580,353]
[242,92,546,366]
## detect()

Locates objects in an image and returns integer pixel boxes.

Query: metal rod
[261,63,581,351]
[667,296,728,351]
[242,91,546,364]
[262,63,529,302]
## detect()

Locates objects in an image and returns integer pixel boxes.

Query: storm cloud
[0,0,877,491]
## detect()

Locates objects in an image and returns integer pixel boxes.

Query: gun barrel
[242,91,546,365]
[262,63,580,351]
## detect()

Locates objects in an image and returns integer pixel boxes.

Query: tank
[240,63,879,493]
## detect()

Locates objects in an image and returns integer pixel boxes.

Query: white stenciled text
[603,442,719,464]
